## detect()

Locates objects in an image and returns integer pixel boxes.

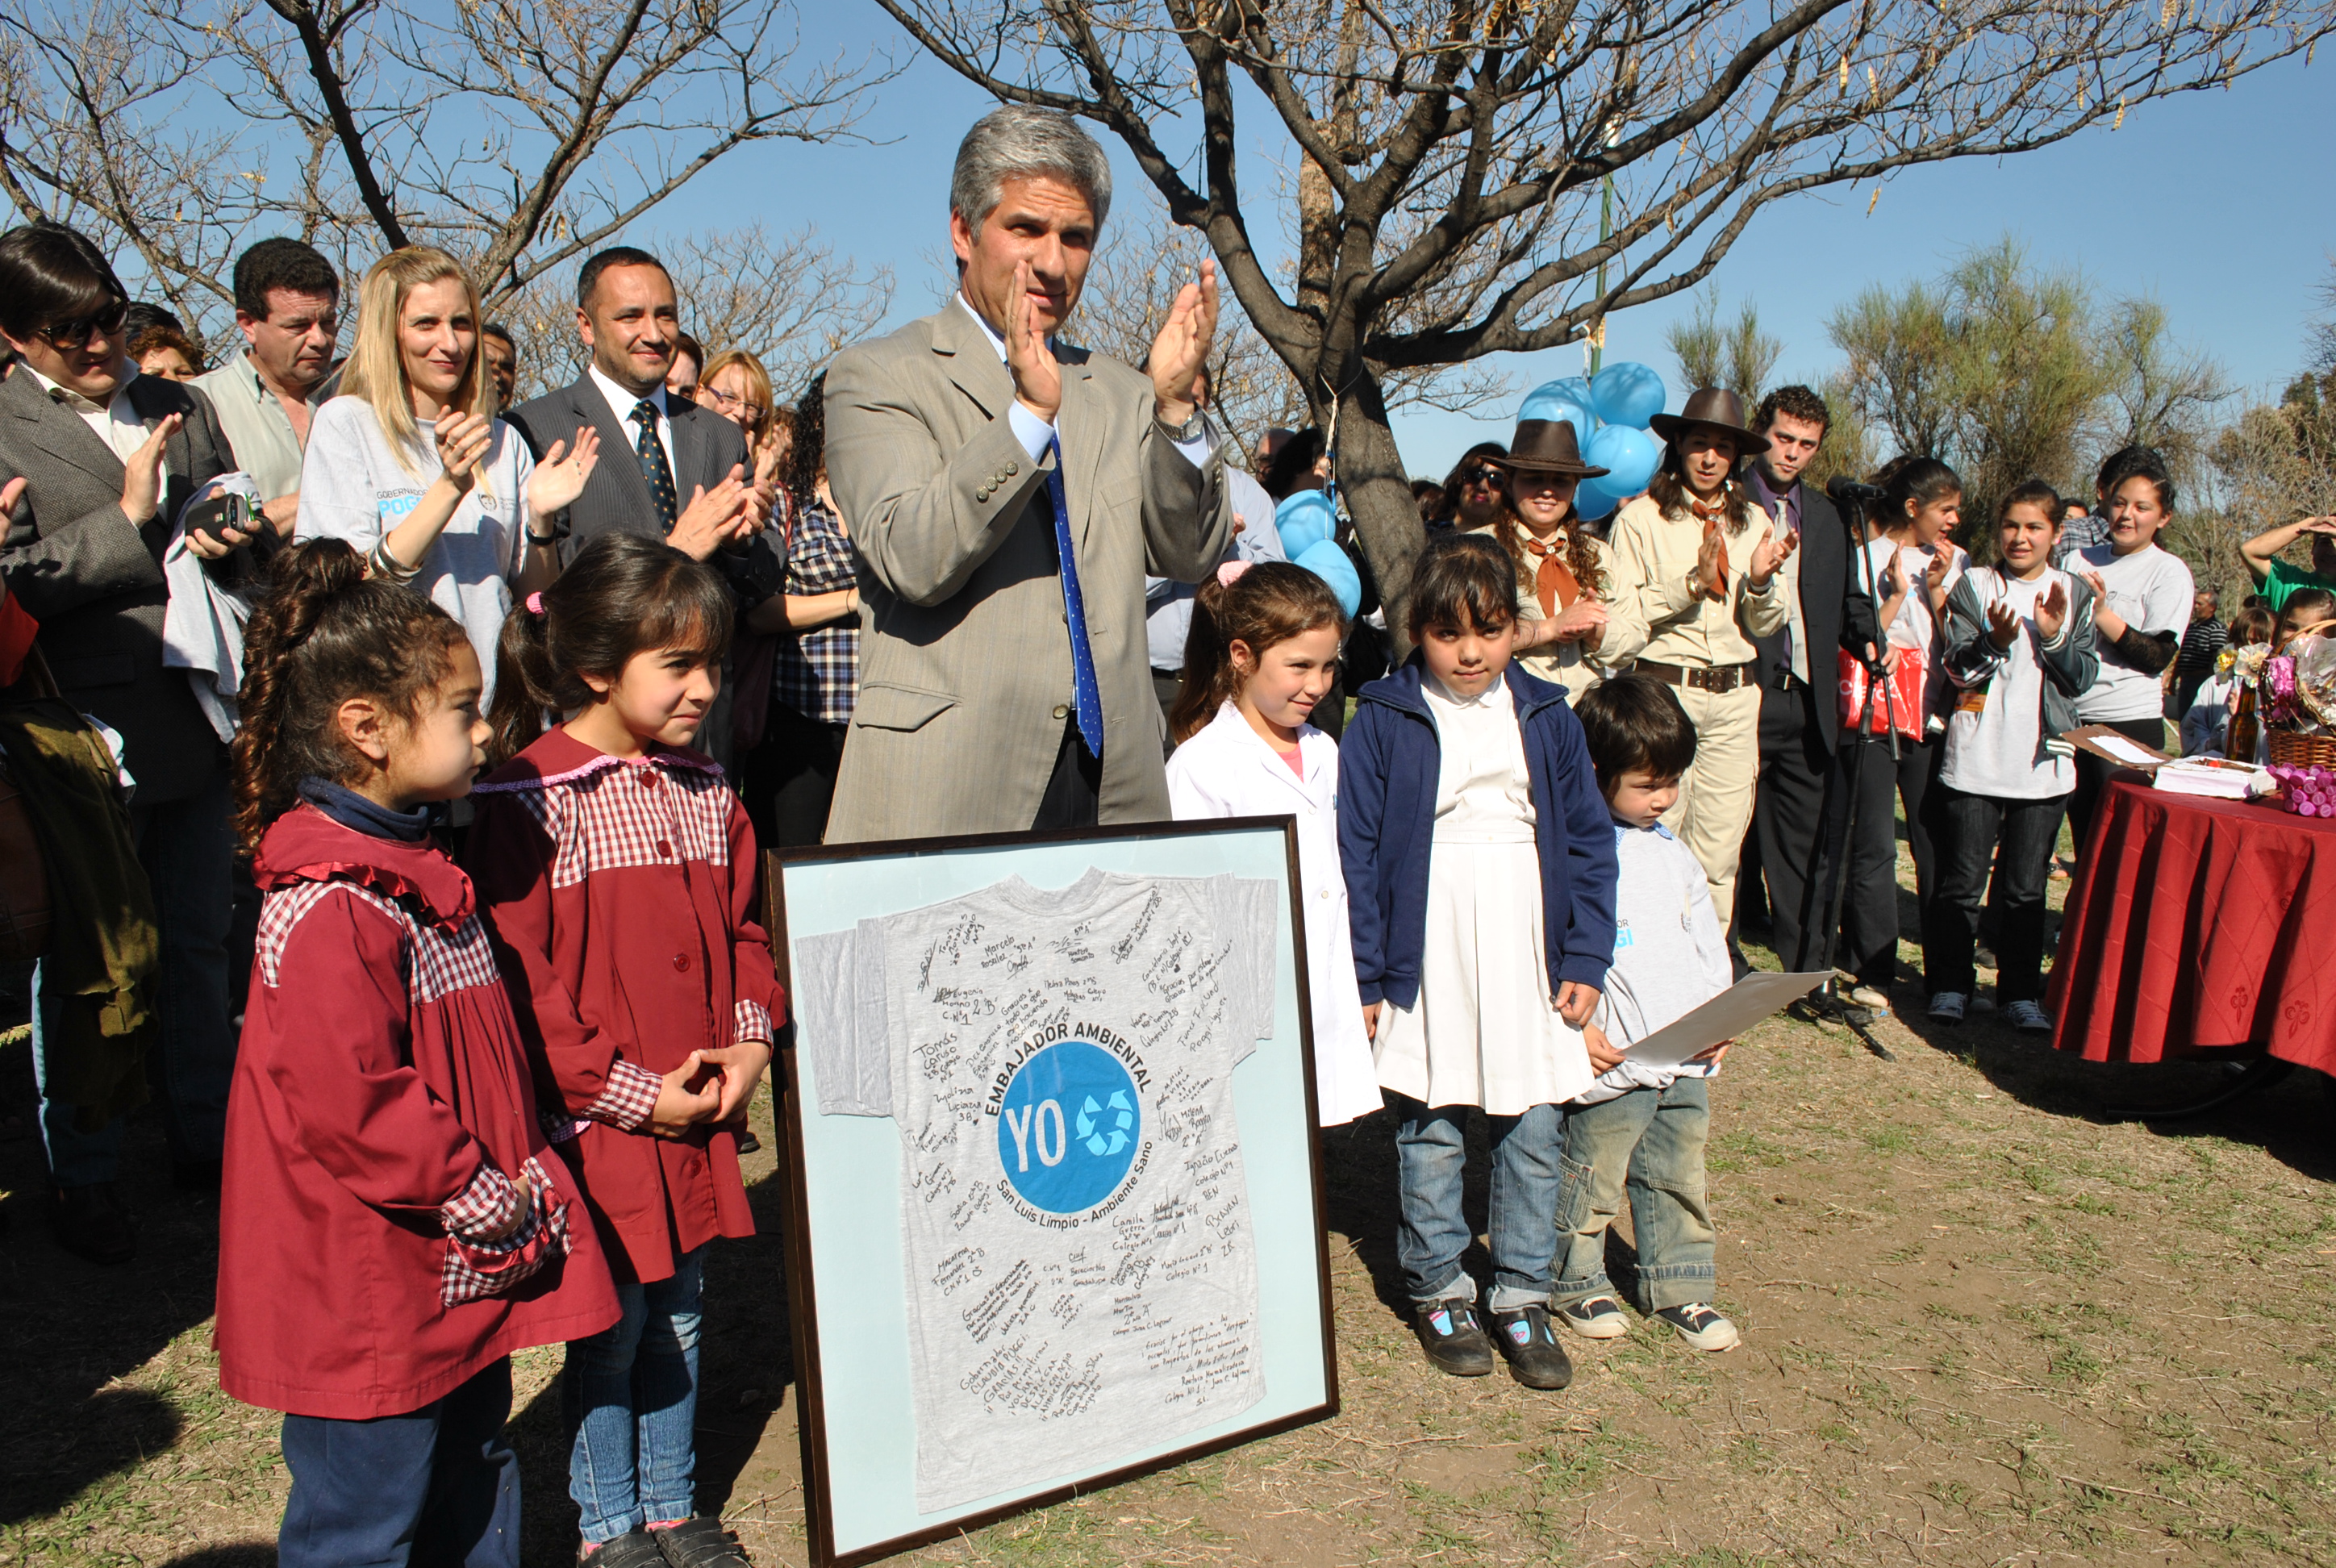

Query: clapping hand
[432,411,493,491]
[669,465,757,561]
[119,411,184,524]
[1006,258,1064,423]
[1881,549,1907,601]
[1924,544,1954,600]
[1146,259,1220,426]
[0,476,23,553]
[526,424,601,527]
[1986,596,2021,651]
[1550,598,1608,644]
[2035,578,2069,640]
[1748,527,1797,586]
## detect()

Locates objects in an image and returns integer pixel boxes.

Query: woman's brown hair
[1646,436,1754,533]
[486,533,735,766]
[229,540,468,854]
[1167,563,1346,744]
[1487,486,1607,603]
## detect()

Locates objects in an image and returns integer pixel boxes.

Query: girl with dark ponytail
[218,539,619,1568]
[465,532,786,1560]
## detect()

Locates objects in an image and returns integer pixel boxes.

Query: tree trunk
[1331,372,1428,662]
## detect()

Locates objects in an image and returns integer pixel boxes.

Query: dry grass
[4,853,2333,1567]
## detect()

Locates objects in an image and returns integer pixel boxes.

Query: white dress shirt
[29,361,152,465]
[587,362,674,473]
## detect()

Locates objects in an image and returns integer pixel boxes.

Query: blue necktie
[1041,439,1105,756]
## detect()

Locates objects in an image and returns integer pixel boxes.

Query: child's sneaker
[2001,999,2053,1034]
[1487,1303,1575,1390]
[1554,1295,1633,1339]
[1411,1297,1495,1377]
[1654,1303,1742,1352]
[1928,991,1967,1024]
[649,1518,753,1568]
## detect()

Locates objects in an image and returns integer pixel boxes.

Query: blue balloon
[1516,391,1597,444]
[1295,540,1362,619]
[1274,490,1336,557]
[1590,361,1666,428]
[1572,478,1621,522]
[1584,424,1661,495]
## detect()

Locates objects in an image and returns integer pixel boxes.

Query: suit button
[1007,461,1019,476]
[674,953,691,973]
[657,840,673,858]
[976,487,991,502]
[1053,704,1069,719]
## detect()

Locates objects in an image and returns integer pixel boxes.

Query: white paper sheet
[2090,734,2167,769]
[1624,971,1832,1070]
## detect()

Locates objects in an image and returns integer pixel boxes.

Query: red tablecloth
[2050,774,2336,1073]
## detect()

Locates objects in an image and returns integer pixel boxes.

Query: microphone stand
[1793,482,1899,1062]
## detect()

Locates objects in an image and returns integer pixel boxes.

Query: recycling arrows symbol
[1076,1090,1134,1157]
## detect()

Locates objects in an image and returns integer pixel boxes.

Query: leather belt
[1632,658,1761,694]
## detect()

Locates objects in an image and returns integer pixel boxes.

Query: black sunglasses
[35,300,130,350]
[1459,465,1507,486]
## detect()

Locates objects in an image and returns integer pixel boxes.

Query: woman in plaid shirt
[745,372,861,846]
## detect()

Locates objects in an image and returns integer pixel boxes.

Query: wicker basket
[2267,728,2336,769]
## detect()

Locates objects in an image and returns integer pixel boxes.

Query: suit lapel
[570,379,657,516]
[2,369,129,487]
[930,300,1012,424]
[1056,352,1103,552]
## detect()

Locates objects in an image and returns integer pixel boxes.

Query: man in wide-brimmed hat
[1601,387,1796,928]
[1470,417,1646,701]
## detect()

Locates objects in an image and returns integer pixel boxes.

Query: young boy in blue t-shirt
[1559,676,1740,1353]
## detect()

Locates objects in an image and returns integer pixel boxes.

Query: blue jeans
[278,1358,519,1568]
[33,765,236,1184]
[1391,1097,1565,1312]
[564,1248,705,1543]
[1554,1076,1717,1313]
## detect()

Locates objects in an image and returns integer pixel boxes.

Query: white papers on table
[1623,971,1831,1070]
[2090,734,2168,769]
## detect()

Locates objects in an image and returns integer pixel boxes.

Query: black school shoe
[1488,1304,1575,1390]
[579,1533,666,1568]
[1411,1298,1495,1377]
[652,1517,753,1568]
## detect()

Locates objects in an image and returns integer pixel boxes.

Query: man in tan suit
[822,106,1236,841]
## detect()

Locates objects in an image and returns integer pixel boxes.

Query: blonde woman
[1605,388,1796,928]
[1470,417,1646,701]
[697,348,790,492]
[297,246,599,697]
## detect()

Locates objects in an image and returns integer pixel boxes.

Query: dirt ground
[4,861,2333,1568]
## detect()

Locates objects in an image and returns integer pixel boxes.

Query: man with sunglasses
[0,222,250,1265]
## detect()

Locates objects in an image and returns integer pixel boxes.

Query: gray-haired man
[821,105,1237,840]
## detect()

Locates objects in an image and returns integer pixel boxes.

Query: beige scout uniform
[1604,494,1788,925]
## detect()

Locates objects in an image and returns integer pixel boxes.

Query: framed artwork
[768,818,1341,1566]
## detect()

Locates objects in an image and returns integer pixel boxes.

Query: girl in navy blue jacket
[1341,532,1621,1391]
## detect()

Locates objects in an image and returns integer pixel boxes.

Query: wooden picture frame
[764,817,1341,1567]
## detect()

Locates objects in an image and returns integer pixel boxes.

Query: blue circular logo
[995,1040,1141,1214]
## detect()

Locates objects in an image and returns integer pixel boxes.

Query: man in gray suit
[0,223,257,1261]
[823,106,1235,840]
[504,245,777,765]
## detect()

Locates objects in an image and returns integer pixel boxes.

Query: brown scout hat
[1489,418,1609,479]
[1648,387,1771,457]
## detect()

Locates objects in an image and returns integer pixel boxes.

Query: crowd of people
[1,101,2326,1568]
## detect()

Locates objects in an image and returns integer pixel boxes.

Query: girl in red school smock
[219,540,618,1568]
[468,532,783,1568]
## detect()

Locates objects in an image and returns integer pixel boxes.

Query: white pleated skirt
[1372,838,1594,1116]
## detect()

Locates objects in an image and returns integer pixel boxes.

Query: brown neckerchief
[1519,533,1580,620]
[1689,492,1732,601]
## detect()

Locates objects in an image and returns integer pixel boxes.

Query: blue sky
[611,22,2332,478]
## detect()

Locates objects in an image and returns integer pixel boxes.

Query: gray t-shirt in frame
[795,869,1280,1513]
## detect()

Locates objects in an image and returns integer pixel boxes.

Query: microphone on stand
[1825,476,1888,507]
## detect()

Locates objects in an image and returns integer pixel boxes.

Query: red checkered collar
[473,727,722,795]
[252,805,476,928]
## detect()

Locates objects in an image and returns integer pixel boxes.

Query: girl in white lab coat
[1166,561,1383,1126]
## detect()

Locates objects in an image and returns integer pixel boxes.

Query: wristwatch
[1156,408,1207,444]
